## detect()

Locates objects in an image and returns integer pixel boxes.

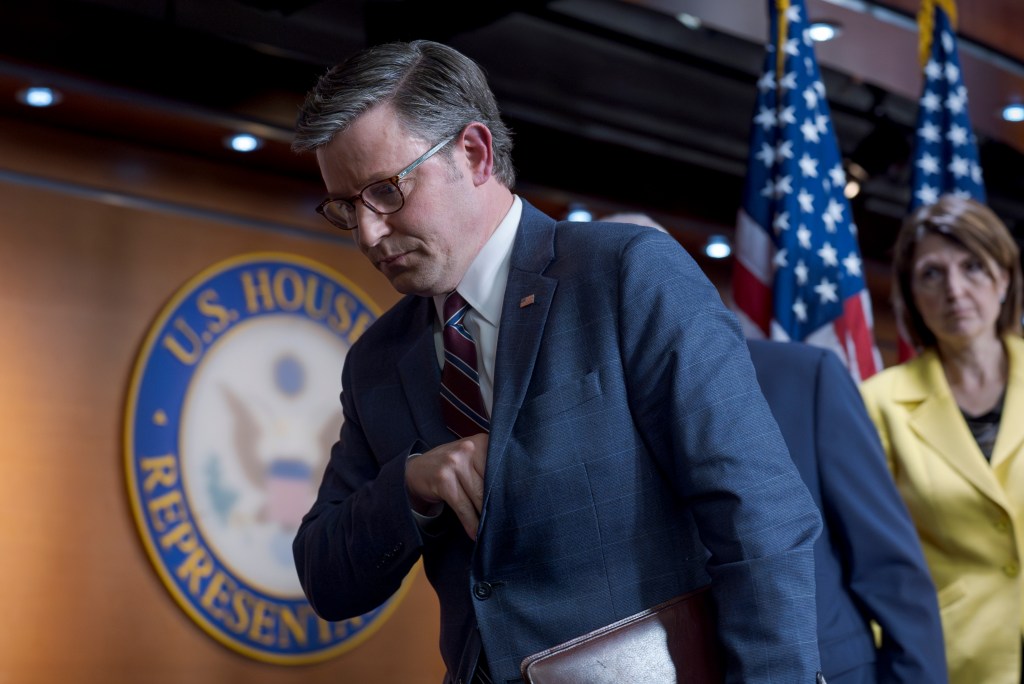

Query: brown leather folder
[520,585,725,684]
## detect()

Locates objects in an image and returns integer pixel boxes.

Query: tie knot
[444,291,469,322]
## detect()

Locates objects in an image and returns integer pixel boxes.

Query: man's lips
[375,250,410,268]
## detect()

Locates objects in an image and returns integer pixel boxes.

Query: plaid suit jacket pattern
[294,201,823,683]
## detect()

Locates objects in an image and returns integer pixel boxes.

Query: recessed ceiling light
[843,160,867,199]
[16,86,62,108]
[808,21,842,42]
[704,234,732,259]
[566,203,592,222]
[1001,103,1024,122]
[226,133,263,153]
[676,13,702,30]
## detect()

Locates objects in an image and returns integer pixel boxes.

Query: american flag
[896,0,985,361]
[909,0,985,210]
[733,0,881,382]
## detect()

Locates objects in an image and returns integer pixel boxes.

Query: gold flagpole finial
[918,0,959,68]
[776,0,791,79]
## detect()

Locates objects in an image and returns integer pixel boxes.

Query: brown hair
[893,194,1022,349]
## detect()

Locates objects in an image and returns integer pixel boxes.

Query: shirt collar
[434,195,522,325]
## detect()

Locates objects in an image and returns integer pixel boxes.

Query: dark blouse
[961,391,1005,461]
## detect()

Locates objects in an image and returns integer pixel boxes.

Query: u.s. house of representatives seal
[124,252,410,664]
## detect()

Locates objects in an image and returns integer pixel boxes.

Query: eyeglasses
[316,134,456,231]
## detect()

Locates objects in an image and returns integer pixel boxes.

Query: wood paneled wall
[0,112,899,684]
[0,117,445,684]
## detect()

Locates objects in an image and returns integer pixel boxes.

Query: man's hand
[406,433,489,540]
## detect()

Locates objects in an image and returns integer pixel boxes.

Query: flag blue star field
[896,0,985,362]
[733,0,881,381]
[910,0,985,210]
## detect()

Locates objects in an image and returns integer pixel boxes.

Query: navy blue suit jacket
[295,201,823,683]
[747,340,947,683]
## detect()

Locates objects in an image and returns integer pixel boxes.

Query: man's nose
[353,204,390,249]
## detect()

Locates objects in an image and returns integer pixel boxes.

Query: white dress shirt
[432,195,522,416]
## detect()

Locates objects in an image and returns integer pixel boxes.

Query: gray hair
[292,40,516,188]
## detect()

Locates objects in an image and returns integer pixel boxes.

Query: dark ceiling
[1,0,1023,266]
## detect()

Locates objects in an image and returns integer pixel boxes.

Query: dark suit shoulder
[348,294,430,362]
[747,338,830,367]
[748,340,824,385]
[550,218,698,277]
[555,217,668,249]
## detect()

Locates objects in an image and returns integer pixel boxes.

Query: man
[291,39,824,683]
[748,340,947,683]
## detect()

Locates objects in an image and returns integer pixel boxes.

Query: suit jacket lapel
[485,201,558,480]
[899,349,1008,507]
[397,298,453,447]
[992,335,1024,470]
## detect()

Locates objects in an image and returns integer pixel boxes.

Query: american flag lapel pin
[519,294,535,308]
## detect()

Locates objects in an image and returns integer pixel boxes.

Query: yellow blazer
[860,335,1024,684]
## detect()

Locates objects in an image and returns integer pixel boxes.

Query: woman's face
[911,232,1009,348]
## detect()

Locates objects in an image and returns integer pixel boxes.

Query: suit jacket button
[473,582,493,600]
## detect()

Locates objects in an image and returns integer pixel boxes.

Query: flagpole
[776,0,790,79]
[917,0,958,68]
[732,0,882,382]
[900,0,987,362]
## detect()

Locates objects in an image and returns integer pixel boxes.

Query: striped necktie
[440,291,490,438]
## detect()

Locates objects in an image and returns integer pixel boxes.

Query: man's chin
[382,263,453,297]
[388,274,436,298]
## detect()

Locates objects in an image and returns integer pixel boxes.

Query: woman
[860,194,1024,684]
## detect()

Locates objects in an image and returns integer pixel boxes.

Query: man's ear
[460,122,494,187]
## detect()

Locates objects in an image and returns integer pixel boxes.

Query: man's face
[316,104,477,297]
